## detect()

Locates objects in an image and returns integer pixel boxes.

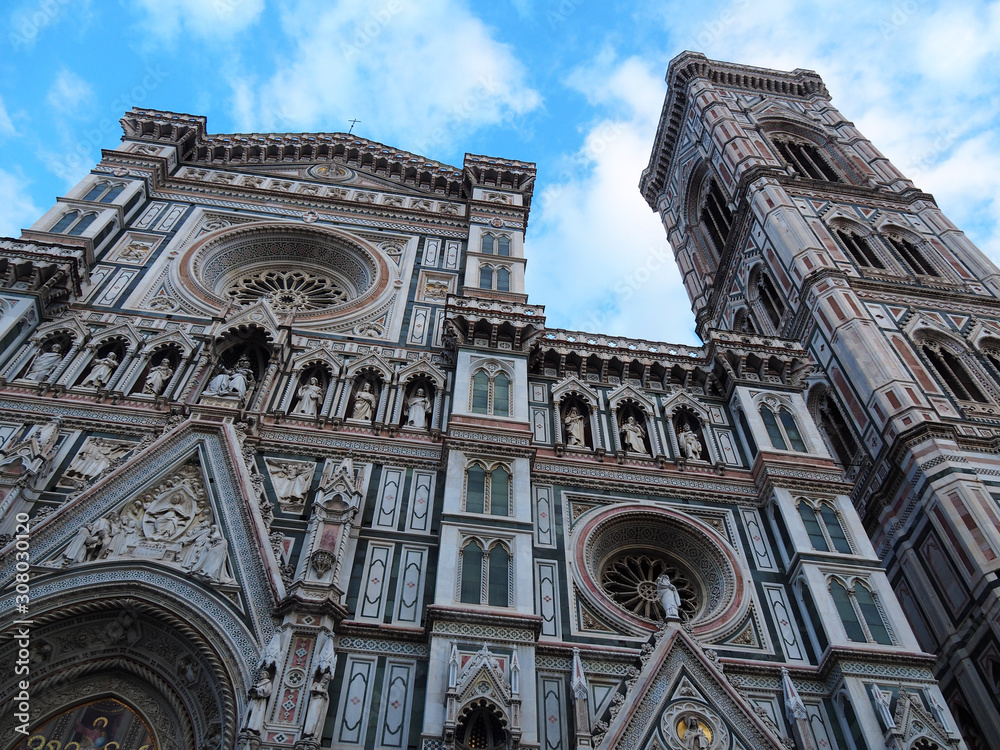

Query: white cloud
[228,0,541,156]
[46,68,93,115]
[525,55,698,345]
[133,0,265,38]
[0,169,41,238]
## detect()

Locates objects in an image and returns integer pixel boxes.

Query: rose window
[600,553,697,621]
[223,269,349,312]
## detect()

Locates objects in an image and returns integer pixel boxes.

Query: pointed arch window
[830,577,893,645]
[774,137,842,182]
[757,272,785,330]
[459,539,511,607]
[479,266,493,289]
[481,234,495,254]
[51,210,79,234]
[469,368,511,417]
[797,500,852,554]
[816,390,859,467]
[760,403,807,452]
[887,234,938,277]
[83,181,126,203]
[701,178,733,258]
[921,340,988,403]
[836,229,884,269]
[68,213,97,236]
[496,267,510,292]
[464,462,511,516]
[497,236,510,256]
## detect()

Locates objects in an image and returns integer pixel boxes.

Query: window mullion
[849,588,874,642]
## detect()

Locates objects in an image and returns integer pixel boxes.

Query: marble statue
[24,343,64,381]
[678,424,702,460]
[352,381,377,421]
[244,669,273,733]
[683,717,710,750]
[620,415,647,453]
[66,438,130,480]
[64,514,117,563]
[657,573,681,620]
[143,358,174,395]
[205,357,256,402]
[292,376,324,417]
[204,366,232,396]
[563,406,586,447]
[267,461,312,503]
[82,351,119,387]
[406,387,431,429]
[185,524,233,584]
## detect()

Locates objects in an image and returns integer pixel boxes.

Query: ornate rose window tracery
[600,553,697,622]
[222,268,351,312]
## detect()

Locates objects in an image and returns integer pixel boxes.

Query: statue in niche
[302,639,336,738]
[405,387,431,429]
[204,356,256,402]
[143,358,174,395]
[64,513,118,563]
[243,668,273,734]
[82,351,119,388]
[620,414,647,454]
[682,717,710,750]
[292,376,324,417]
[677,424,703,460]
[657,573,682,621]
[65,438,131,481]
[351,381,377,421]
[267,461,312,503]
[24,343,65,381]
[563,405,586,447]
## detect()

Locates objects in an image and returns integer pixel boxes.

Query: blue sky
[1,0,999,346]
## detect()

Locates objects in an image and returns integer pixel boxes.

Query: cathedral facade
[0,53,986,750]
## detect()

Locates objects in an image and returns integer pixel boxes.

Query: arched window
[815,390,859,467]
[487,545,510,606]
[457,704,508,750]
[83,182,125,203]
[470,368,511,417]
[773,137,842,182]
[51,210,79,233]
[100,183,125,202]
[464,462,511,516]
[479,266,493,289]
[886,234,938,277]
[466,464,487,513]
[83,183,109,201]
[759,403,807,452]
[835,229,884,269]
[797,500,852,554]
[67,213,97,236]
[920,340,988,403]
[757,272,785,330]
[481,234,495,254]
[459,539,511,607]
[493,372,510,416]
[701,178,732,257]
[497,236,510,256]
[495,267,510,292]
[460,541,483,604]
[830,577,893,645]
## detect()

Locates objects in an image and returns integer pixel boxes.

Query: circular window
[572,505,749,637]
[600,553,697,622]
[177,223,390,321]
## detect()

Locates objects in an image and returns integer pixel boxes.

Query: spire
[782,668,807,723]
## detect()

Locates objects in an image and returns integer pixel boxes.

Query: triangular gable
[886,688,957,748]
[344,352,393,379]
[600,627,783,750]
[607,383,656,414]
[3,420,280,669]
[217,300,282,342]
[660,391,710,422]
[144,328,199,356]
[552,375,600,407]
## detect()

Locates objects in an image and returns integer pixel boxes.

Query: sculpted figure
[66,438,129,480]
[678,424,703,460]
[25,344,64,381]
[204,365,231,396]
[683,717,710,750]
[406,387,431,429]
[352,381,377,421]
[269,461,312,503]
[228,358,255,401]
[292,376,324,417]
[243,669,273,733]
[82,351,119,388]
[186,525,233,583]
[143,358,174,395]
[64,515,116,563]
[563,406,586,447]
[620,415,647,454]
[303,638,336,738]
[657,573,682,620]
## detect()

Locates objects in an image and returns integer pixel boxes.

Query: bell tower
[642,52,1000,746]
